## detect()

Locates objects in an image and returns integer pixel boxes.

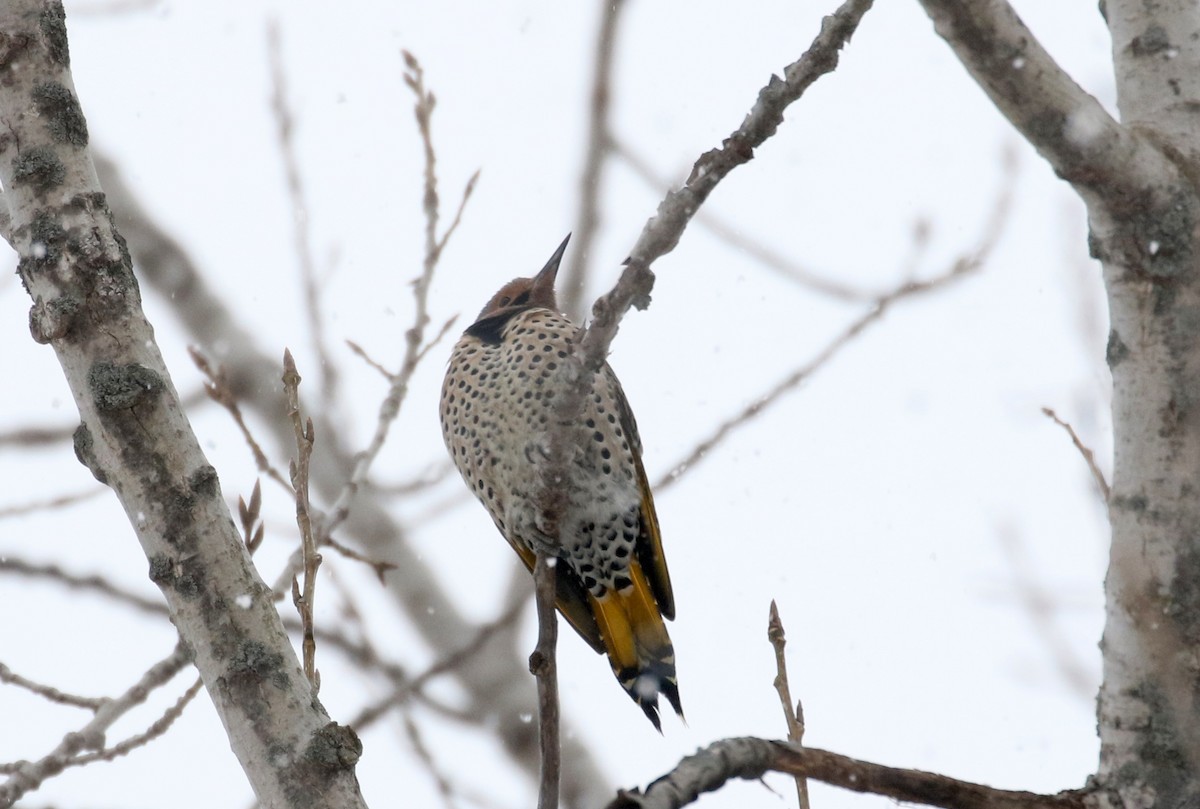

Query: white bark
[918,1,1200,806]
[0,3,366,807]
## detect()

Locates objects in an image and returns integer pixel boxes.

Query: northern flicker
[439,236,682,729]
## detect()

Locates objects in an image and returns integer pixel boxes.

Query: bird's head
[475,234,570,322]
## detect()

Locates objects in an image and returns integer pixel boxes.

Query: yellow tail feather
[588,560,682,730]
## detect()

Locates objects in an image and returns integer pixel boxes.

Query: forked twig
[0,642,193,806]
[283,349,321,691]
[313,52,476,549]
[768,601,809,809]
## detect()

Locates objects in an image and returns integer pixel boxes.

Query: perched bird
[439,236,682,729]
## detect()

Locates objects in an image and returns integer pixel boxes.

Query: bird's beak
[532,234,571,294]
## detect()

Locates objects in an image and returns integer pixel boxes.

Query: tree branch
[530,554,560,809]
[0,642,191,805]
[0,5,364,805]
[579,0,876,373]
[96,147,611,809]
[916,0,1182,208]
[540,0,876,540]
[561,0,629,320]
[609,738,1088,809]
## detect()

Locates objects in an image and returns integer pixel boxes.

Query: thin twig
[0,662,104,711]
[0,642,192,806]
[311,52,476,551]
[544,0,877,526]
[0,556,411,683]
[70,677,203,766]
[283,349,321,692]
[561,0,628,320]
[268,20,338,409]
[0,558,166,616]
[530,554,560,809]
[1041,407,1110,501]
[655,264,966,490]
[324,536,396,584]
[372,460,456,497]
[401,706,458,809]
[610,135,878,302]
[767,602,809,809]
[656,150,1014,491]
[577,0,877,378]
[0,487,105,519]
[189,347,293,493]
[0,389,208,449]
[997,526,1095,698]
[349,595,526,730]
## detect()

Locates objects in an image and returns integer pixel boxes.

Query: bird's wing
[609,366,676,621]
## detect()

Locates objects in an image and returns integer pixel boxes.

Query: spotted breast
[439,236,682,729]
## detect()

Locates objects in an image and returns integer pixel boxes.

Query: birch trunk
[918,1,1200,805]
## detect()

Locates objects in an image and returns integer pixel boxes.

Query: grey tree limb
[0,3,366,807]
[917,0,1200,804]
[609,738,1087,809]
[94,86,611,809]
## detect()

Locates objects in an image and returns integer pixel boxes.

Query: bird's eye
[498,296,512,307]
[512,291,531,306]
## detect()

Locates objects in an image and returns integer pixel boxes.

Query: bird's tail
[589,560,683,731]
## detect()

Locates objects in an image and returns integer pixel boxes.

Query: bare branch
[399,707,458,809]
[189,346,293,493]
[1042,407,1110,501]
[0,558,165,616]
[0,662,104,711]
[0,6,362,803]
[561,0,629,320]
[610,136,878,302]
[530,555,560,809]
[97,66,610,809]
[0,487,105,519]
[997,526,1096,698]
[656,260,972,490]
[917,0,1182,211]
[70,677,203,766]
[609,737,1088,809]
[0,388,209,450]
[268,20,338,407]
[767,602,809,809]
[283,350,322,691]
[657,155,1012,490]
[0,642,191,806]
[577,0,875,374]
[314,51,469,548]
[323,537,397,584]
[539,0,877,571]
[348,596,526,730]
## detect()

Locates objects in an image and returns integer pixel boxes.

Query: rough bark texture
[919,1,1200,806]
[0,4,366,807]
[1099,2,1200,804]
[610,738,1087,809]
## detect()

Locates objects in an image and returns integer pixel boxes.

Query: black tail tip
[620,668,684,731]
